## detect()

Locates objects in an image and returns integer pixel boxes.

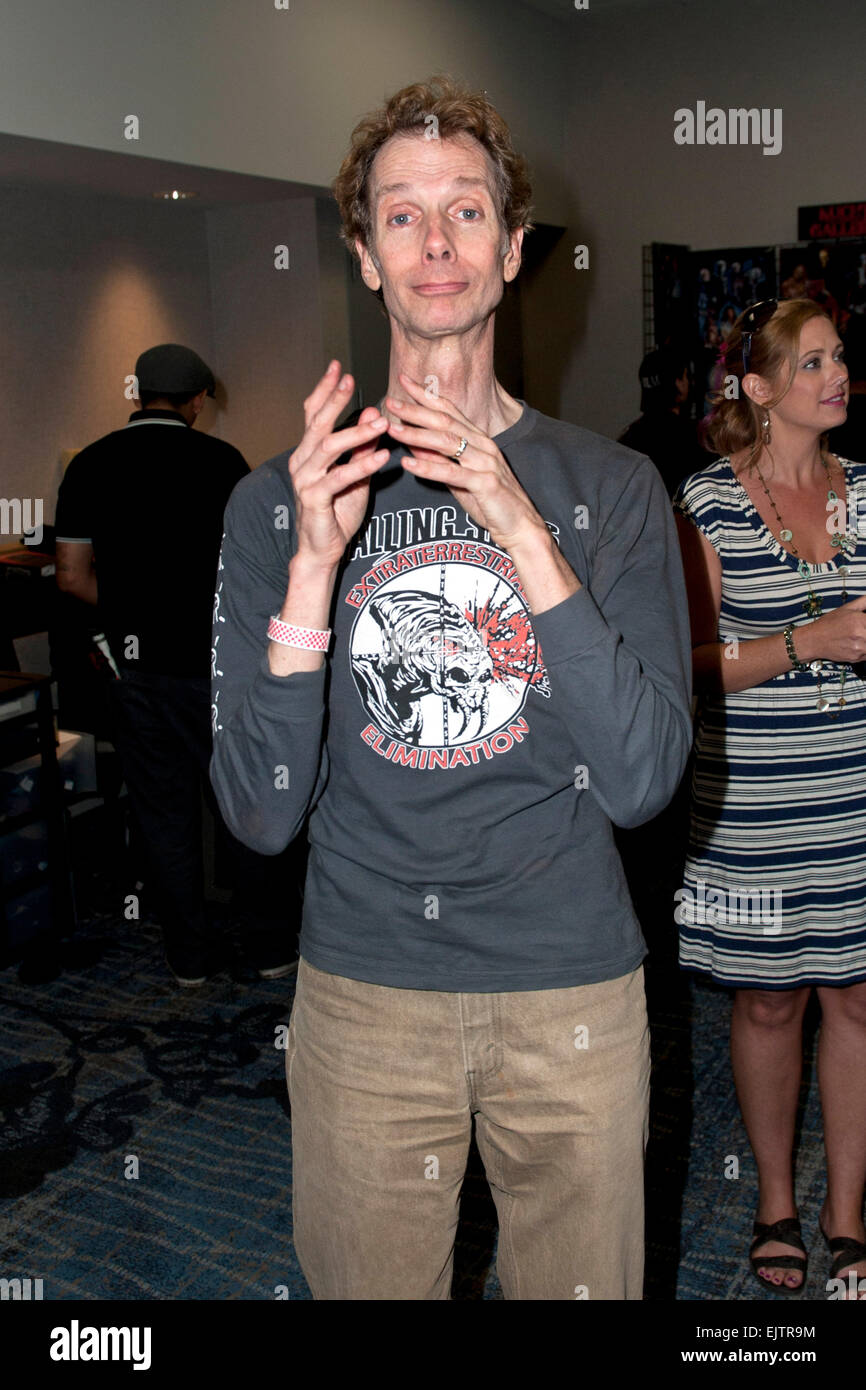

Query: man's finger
[320,415,388,465]
[291,417,386,486]
[386,392,462,434]
[311,448,391,500]
[306,370,356,435]
[387,389,488,452]
[397,373,477,431]
[389,421,476,462]
[401,452,474,488]
[302,359,344,422]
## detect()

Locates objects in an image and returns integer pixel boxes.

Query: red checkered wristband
[268,617,332,652]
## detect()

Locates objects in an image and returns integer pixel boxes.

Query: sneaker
[257,960,298,981]
[165,941,231,988]
[164,928,233,984]
[165,956,209,988]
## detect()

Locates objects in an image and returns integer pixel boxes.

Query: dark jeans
[108,670,303,972]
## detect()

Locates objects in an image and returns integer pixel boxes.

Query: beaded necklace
[752,452,854,715]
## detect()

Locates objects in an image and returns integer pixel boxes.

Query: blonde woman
[675,299,866,1298]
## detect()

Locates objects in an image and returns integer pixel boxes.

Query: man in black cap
[55,344,298,985]
[618,347,708,497]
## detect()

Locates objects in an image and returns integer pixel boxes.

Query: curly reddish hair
[332,74,534,267]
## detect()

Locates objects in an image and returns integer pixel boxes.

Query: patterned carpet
[0,917,304,1299]
[647,964,831,1300]
[0,815,847,1302]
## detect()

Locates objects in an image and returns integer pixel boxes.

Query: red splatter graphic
[464,593,549,693]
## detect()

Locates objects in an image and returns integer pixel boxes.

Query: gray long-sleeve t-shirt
[210,401,693,992]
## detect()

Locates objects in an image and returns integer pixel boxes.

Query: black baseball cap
[134,344,216,398]
[639,347,688,412]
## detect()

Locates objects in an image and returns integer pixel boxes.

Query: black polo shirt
[55,410,249,677]
[618,410,710,499]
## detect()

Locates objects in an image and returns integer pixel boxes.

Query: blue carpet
[0,908,846,1301]
[0,915,304,1298]
[674,977,831,1301]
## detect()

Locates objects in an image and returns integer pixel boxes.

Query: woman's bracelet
[783,624,808,671]
[268,617,332,652]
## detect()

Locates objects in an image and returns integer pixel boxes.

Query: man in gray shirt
[211,76,692,1300]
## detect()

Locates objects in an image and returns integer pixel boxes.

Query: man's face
[356,131,522,342]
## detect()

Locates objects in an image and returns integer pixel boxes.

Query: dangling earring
[761,411,771,445]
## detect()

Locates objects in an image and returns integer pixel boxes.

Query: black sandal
[749,1216,808,1295]
[819,1223,866,1297]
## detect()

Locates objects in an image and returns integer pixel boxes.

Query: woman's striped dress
[674,456,866,988]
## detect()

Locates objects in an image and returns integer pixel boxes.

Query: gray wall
[0,185,333,528]
[205,197,329,467]
[0,0,571,536]
[559,0,866,437]
[3,0,865,504]
[0,187,216,522]
[0,0,569,221]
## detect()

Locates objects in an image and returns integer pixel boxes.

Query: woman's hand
[797,594,866,665]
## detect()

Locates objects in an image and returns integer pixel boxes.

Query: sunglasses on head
[741,298,778,375]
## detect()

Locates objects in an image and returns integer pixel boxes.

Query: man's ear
[356,237,381,291]
[503,225,524,284]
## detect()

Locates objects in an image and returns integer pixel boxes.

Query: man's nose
[422,215,454,258]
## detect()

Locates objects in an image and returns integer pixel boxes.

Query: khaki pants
[285,957,649,1300]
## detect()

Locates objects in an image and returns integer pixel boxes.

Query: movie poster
[779,240,866,334]
[690,246,777,415]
